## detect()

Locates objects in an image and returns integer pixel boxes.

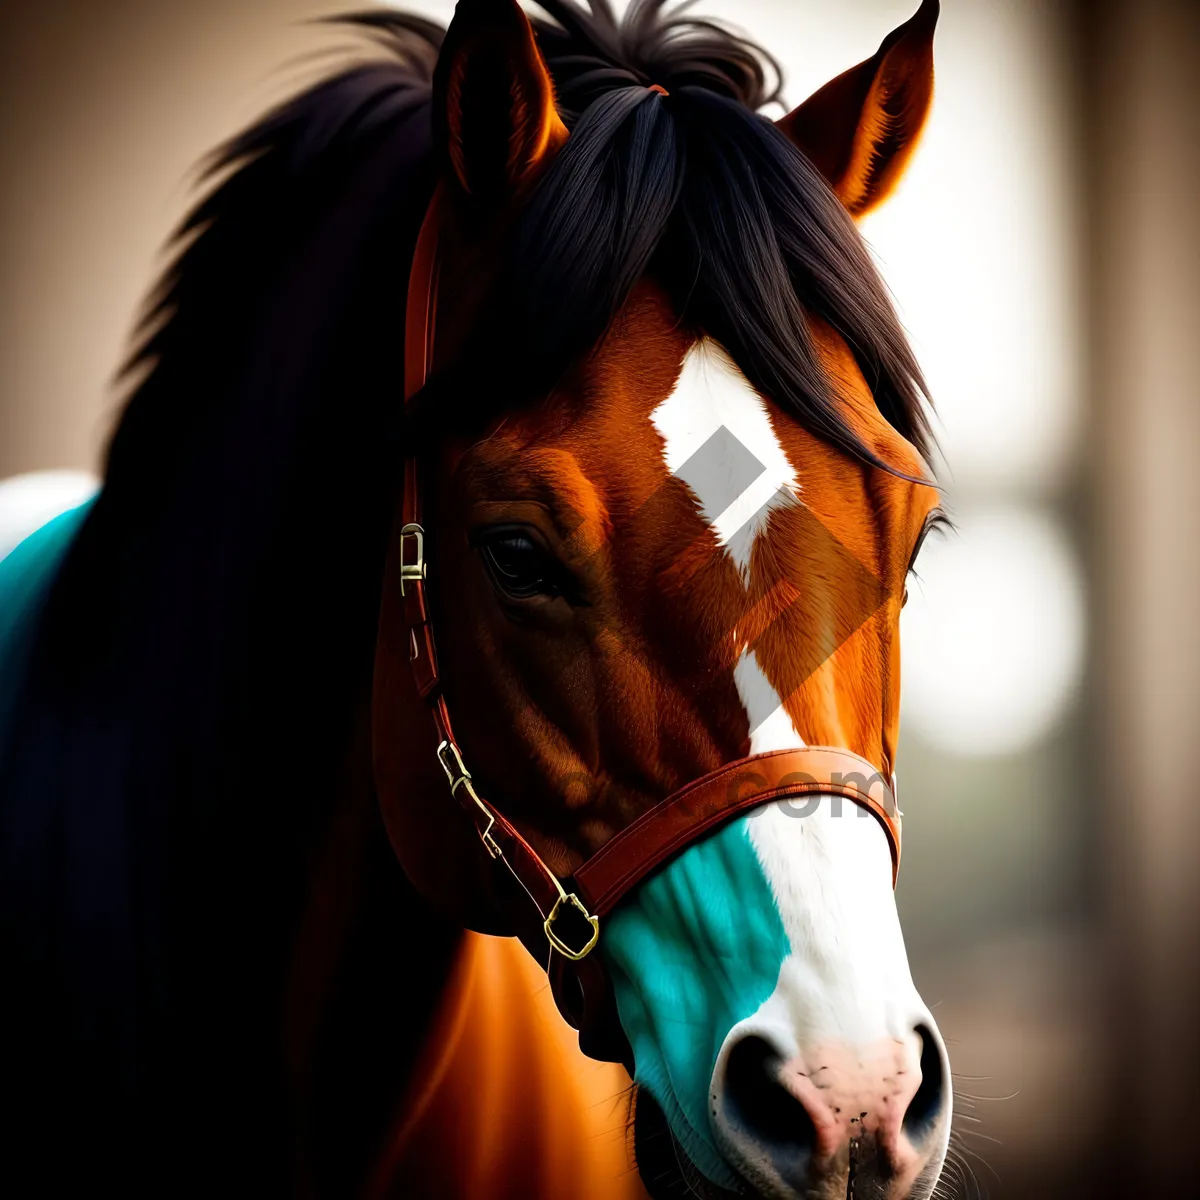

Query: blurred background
[1,0,1197,1196]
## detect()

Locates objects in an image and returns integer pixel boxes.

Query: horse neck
[298,700,645,1200]
[283,693,465,1198]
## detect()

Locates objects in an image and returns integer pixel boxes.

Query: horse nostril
[902,1024,946,1144]
[722,1034,817,1153]
[716,1025,949,1192]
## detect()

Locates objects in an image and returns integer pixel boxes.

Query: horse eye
[477,528,566,601]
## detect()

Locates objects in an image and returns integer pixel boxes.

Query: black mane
[532,0,931,467]
[1,3,931,1193]
[131,0,933,470]
[2,25,444,1195]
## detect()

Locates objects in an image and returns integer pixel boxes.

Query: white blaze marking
[651,341,800,581]
[722,656,937,1181]
[649,351,948,1183]
[731,651,917,1056]
[743,802,918,1049]
[653,341,809,747]
[712,795,942,1189]
[718,655,940,1182]
[654,338,921,1070]
[733,649,806,752]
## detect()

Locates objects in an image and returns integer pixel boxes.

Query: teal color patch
[0,501,94,770]
[601,814,789,1188]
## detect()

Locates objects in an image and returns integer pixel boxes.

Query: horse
[0,1,952,1196]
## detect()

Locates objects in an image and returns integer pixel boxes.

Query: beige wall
[0,0,450,477]
[1089,0,1200,1189]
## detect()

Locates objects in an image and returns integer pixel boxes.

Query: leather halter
[391,189,902,1007]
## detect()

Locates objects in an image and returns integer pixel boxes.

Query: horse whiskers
[943,1131,999,1200]
[934,1145,979,1200]
[954,1128,1003,1148]
[948,1136,1000,1181]
[951,1090,1019,1104]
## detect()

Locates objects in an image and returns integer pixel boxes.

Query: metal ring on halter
[398,523,426,596]
[436,739,501,861]
[544,892,601,961]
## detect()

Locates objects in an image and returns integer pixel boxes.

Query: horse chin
[632,1086,746,1200]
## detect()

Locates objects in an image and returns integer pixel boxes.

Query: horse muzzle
[710,1019,952,1199]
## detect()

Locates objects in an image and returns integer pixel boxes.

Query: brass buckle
[399,523,426,596]
[435,740,597,953]
[544,891,600,961]
[436,738,471,792]
[436,739,501,860]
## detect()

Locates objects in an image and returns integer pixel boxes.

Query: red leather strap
[401,188,442,698]
[400,482,439,699]
[427,694,571,937]
[574,747,900,917]
[399,191,591,956]
[405,187,442,405]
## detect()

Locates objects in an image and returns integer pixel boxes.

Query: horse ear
[433,0,568,208]
[777,0,938,217]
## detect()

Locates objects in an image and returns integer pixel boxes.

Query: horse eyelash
[906,507,953,581]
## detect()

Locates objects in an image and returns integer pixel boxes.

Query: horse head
[373,1,949,1197]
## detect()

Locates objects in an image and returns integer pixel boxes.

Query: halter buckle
[436,738,470,791]
[437,739,501,860]
[398,523,426,596]
[544,892,600,961]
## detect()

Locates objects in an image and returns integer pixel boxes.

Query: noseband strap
[574,747,899,916]
[391,192,902,982]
